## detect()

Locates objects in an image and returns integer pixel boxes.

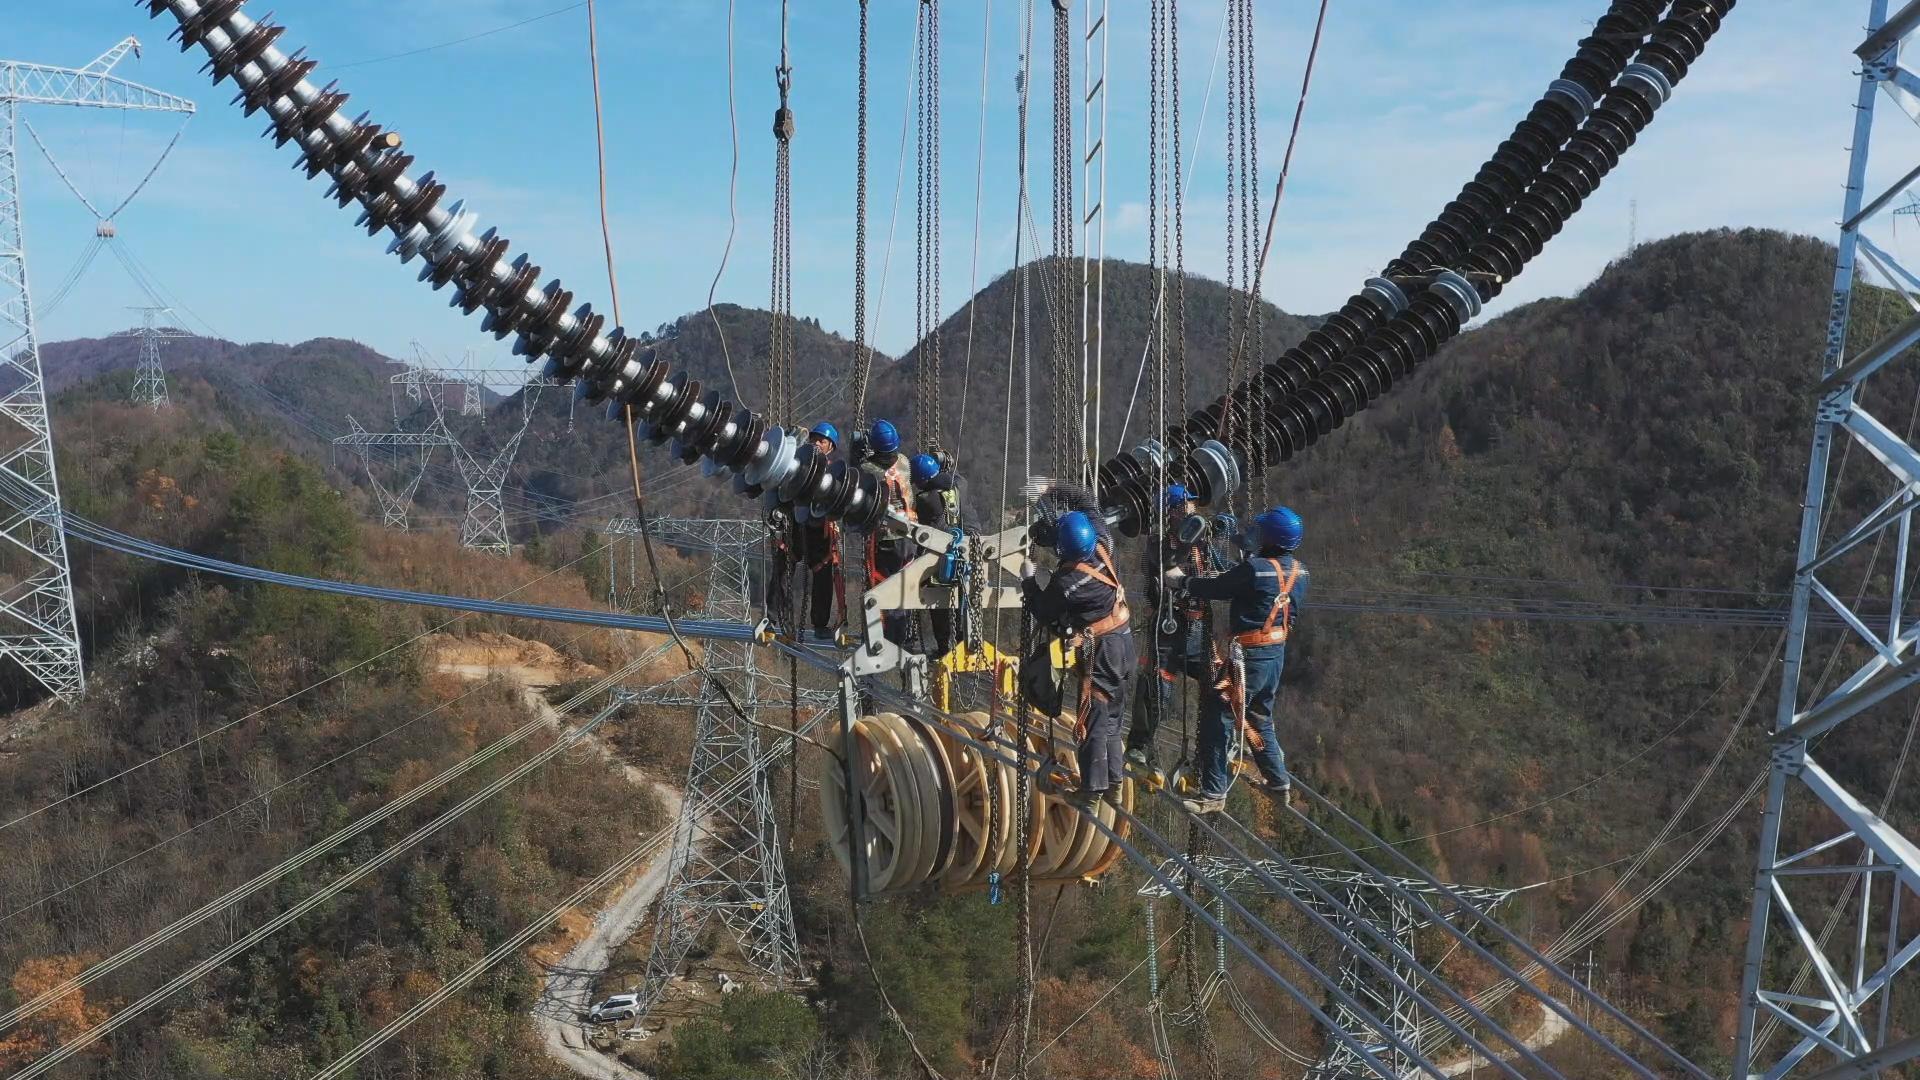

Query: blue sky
[3,1,1893,370]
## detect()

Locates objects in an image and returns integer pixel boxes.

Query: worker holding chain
[1022,511,1136,809]
[910,450,962,657]
[1127,484,1238,778]
[792,422,847,640]
[1165,507,1307,813]
[859,418,917,647]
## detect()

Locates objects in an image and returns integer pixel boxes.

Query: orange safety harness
[1233,557,1303,648]
[1068,544,1132,736]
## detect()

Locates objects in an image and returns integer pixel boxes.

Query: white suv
[587,993,639,1023]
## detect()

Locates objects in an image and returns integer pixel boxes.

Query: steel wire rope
[1117,11,1227,450]
[0,666,498,929]
[1260,780,1716,1080]
[784,649,1647,1077]
[852,683,1515,1079]
[333,3,588,70]
[306,689,839,1080]
[843,677,1695,1077]
[952,0,993,469]
[35,236,105,317]
[1403,638,1780,1047]
[703,0,746,402]
[1292,622,1779,866]
[0,529,616,836]
[0,633,664,928]
[579,11,933,1073]
[0,648,650,1034]
[1022,922,1188,1071]
[20,116,188,225]
[9,698,625,1080]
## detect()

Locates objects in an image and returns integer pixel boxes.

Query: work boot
[1125,746,1154,771]
[1181,794,1227,815]
[1067,788,1103,812]
[1255,780,1295,810]
[1101,787,1127,809]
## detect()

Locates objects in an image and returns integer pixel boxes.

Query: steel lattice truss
[111,305,192,410]
[332,414,453,531]
[1736,4,1920,1077]
[630,519,806,1015]
[0,41,194,701]
[391,360,558,555]
[1141,857,1514,1078]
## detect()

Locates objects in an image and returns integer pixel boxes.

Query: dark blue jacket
[1185,552,1308,644]
[1023,551,1128,637]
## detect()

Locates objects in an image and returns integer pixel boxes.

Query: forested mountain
[2,228,1901,1078]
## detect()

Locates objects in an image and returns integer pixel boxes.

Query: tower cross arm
[0,58,196,114]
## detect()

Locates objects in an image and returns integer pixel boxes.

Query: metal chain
[1177,821,1222,1080]
[914,0,944,451]
[915,0,929,438]
[1049,0,1077,481]
[1148,0,1164,504]
[1220,0,1240,464]
[1171,0,1188,458]
[851,0,873,429]
[1241,0,1266,509]
[1012,614,1038,1080]
[921,0,936,449]
[847,0,872,633]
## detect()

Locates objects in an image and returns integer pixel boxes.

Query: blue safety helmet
[910,452,941,486]
[870,418,901,454]
[1254,507,1304,552]
[809,421,841,449]
[1165,483,1194,510]
[1053,511,1099,563]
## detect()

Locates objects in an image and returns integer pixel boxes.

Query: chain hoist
[915,0,944,452]
[851,0,873,430]
[1049,0,1078,483]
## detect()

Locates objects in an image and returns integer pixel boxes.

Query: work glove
[1019,558,1038,581]
[1162,566,1188,591]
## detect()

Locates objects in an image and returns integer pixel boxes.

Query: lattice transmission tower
[331,413,452,531]
[1736,3,1920,1076]
[616,517,806,1019]
[1140,857,1513,1078]
[114,304,190,409]
[0,40,194,700]
[391,350,557,556]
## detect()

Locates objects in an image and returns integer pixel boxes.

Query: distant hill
[867,257,1320,511]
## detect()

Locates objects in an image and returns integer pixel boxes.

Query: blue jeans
[1197,645,1287,798]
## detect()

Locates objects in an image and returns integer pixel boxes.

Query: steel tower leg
[131,310,171,409]
[0,98,84,702]
[632,519,799,1016]
[1735,3,1920,1076]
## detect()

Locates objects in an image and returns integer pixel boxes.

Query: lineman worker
[860,418,917,646]
[1165,506,1308,813]
[792,422,845,639]
[911,451,962,656]
[1022,511,1135,809]
[1126,484,1235,773]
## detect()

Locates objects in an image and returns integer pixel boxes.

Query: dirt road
[1437,997,1572,1076]
[431,645,684,1080]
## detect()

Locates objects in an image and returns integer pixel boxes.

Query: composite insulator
[1262,0,1731,466]
[142,0,899,532]
[1095,0,1671,533]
